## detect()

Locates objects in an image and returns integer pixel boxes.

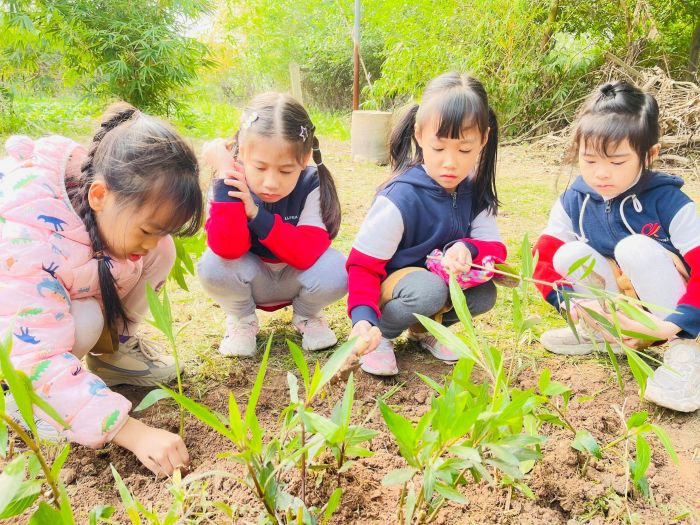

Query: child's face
[89,182,176,261]
[239,133,310,203]
[414,119,487,192]
[578,138,658,199]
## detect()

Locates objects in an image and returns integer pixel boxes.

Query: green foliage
[1,0,215,113]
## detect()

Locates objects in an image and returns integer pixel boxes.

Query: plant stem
[0,413,61,506]
[300,421,306,506]
[169,338,185,437]
[246,462,278,524]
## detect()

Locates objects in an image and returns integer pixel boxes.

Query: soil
[4,141,700,524]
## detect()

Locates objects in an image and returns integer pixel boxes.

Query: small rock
[61,468,77,485]
[414,391,427,404]
[370,489,382,500]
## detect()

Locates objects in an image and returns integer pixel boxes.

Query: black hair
[570,81,660,176]
[388,72,499,214]
[231,92,341,238]
[69,102,203,333]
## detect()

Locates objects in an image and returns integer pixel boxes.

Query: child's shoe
[644,339,700,412]
[4,392,64,442]
[86,336,181,387]
[218,314,260,357]
[293,314,337,351]
[360,337,399,376]
[408,330,459,362]
[539,322,621,356]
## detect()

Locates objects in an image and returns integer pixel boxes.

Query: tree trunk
[689,17,700,81]
[539,0,560,53]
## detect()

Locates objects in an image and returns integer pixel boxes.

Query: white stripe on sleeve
[469,209,502,241]
[542,198,577,242]
[296,187,325,230]
[669,202,700,256]
[353,196,404,260]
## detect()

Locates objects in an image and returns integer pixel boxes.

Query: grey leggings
[197,248,348,319]
[378,269,497,339]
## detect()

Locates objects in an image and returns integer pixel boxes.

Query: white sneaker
[540,322,621,356]
[4,393,64,442]
[408,330,458,362]
[292,314,338,351]
[644,339,700,412]
[219,314,259,357]
[360,337,399,376]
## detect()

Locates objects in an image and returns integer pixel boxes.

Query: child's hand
[201,138,235,173]
[222,167,259,220]
[333,325,381,383]
[442,242,472,275]
[349,321,381,353]
[113,417,190,477]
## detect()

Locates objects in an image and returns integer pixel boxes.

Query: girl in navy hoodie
[534,81,700,412]
[198,93,346,357]
[346,73,506,376]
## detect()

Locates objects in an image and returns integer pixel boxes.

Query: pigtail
[389,103,421,175]
[312,136,341,239]
[473,107,500,215]
[78,104,138,333]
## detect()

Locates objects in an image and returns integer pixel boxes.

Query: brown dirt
[5,141,700,524]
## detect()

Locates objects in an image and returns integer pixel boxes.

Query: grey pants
[379,270,497,339]
[197,248,348,319]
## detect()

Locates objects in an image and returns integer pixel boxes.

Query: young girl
[533,81,700,412]
[0,103,204,475]
[346,72,507,376]
[198,92,347,357]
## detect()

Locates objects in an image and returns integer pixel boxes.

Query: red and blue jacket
[206,167,330,270]
[533,172,700,337]
[347,165,507,326]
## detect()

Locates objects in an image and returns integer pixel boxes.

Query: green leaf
[287,372,299,404]
[228,393,244,443]
[245,335,272,429]
[650,424,679,464]
[435,482,469,504]
[616,301,658,331]
[133,388,171,412]
[160,386,234,441]
[88,505,115,525]
[538,368,551,393]
[28,501,63,525]
[321,488,342,525]
[625,411,648,430]
[340,373,355,429]
[606,341,624,391]
[110,464,141,524]
[625,347,654,396]
[50,444,71,480]
[633,435,651,483]
[381,467,418,486]
[0,331,37,436]
[302,411,340,442]
[378,401,415,463]
[414,314,479,362]
[416,372,442,394]
[0,454,27,516]
[311,337,357,401]
[0,479,41,519]
[571,430,602,459]
[448,274,475,341]
[287,340,310,392]
[404,483,416,525]
[566,255,593,277]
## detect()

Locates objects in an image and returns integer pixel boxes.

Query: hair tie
[315,161,324,167]
[600,84,616,99]
[93,250,105,260]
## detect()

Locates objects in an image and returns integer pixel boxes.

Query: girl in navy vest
[198,93,346,357]
[346,73,506,376]
[534,81,700,412]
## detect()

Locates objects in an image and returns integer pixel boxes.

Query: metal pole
[353,0,360,111]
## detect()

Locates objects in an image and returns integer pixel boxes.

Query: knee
[395,271,449,315]
[197,250,257,291]
[615,235,664,270]
[300,249,348,296]
[466,280,497,316]
[71,298,105,343]
[552,241,591,276]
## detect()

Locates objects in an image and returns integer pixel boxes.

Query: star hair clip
[242,111,259,129]
[299,125,309,141]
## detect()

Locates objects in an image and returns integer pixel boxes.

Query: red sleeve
[462,239,507,264]
[258,216,331,270]
[664,245,700,337]
[346,248,389,326]
[205,201,251,259]
[532,234,570,307]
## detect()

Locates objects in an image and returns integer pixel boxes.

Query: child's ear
[88,180,109,212]
[646,143,661,166]
[414,124,424,149]
[481,127,490,148]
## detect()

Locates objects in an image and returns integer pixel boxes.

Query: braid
[311,136,341,239]
[77,107,138,333]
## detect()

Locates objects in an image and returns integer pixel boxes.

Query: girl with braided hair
[198,92,346,357]
[1,102,203,475]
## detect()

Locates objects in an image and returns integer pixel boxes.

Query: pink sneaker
[292,314,338,351]
[219,314,259,357]
[360,337,399,376]
[408,331,459,362]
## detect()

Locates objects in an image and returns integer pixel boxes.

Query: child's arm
[346,196,405,327]
[532,199,578,309]
[250,187,332,270]
[205,177,252,259]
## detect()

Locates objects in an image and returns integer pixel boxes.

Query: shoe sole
[303,338,338,352]
[644,384,700,412]
[97,373,179,387]
[360,363,399,376]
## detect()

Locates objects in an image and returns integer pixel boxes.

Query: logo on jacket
[641,222,661,237]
